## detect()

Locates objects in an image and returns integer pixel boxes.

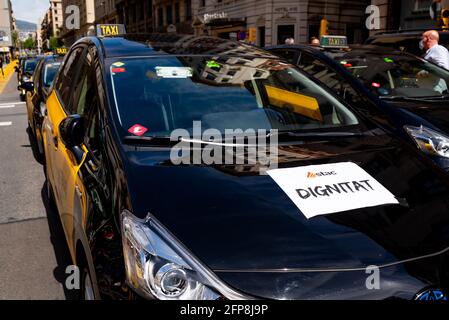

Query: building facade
[51,0,64,37]
[371,0,449,33]
[61,0,96,46]
[0,0,14,54]
[111,0,153,32]
[193,0,371,46]
[63,0,376,46]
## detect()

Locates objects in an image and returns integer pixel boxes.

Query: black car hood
[123,134,449,298]
[389,99,449,134]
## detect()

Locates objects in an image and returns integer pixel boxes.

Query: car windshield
[108,56,359,138]
[24,60,38,73]
[43,62,61,88]
[334,52,449,98]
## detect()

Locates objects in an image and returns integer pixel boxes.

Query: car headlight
[121,210,251,300]
[405,125,449,158]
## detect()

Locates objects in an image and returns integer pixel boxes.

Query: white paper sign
[155,67,193,78]
[267,162,399,219]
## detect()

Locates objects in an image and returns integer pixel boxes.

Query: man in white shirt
[422,30,449,70]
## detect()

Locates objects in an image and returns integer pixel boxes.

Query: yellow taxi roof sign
[55,47,68,55]
[96,24,126,37]
[320,35,348,49]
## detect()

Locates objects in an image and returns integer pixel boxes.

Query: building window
[175,3,180,23]
[186,0,192,21]
[415,0,432,11]
[158,8,164,26]
[200,0,206,7]
[166,5,173,25]
[148,0,153,18]
[277,25,295,45]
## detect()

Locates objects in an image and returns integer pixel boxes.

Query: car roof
[84,34,278,59]
[267,44,413,57]
[367,30,449,42]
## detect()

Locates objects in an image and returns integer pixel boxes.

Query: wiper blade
[379,95,449,101]
[273,131,368,138]
[378,96,423,101]
[123,135,175,146]
[410,94,449,101]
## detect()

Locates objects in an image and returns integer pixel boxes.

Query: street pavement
[0,74,72,299]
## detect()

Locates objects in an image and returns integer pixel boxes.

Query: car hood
[389,99,449,134]
[123,134,449,298]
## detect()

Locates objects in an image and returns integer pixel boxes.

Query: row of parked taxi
[14,26,449,300]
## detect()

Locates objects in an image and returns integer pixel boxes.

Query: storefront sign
[204,12,228,23]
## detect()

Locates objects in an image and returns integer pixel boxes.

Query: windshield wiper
[272,130,370,139]
[379,95,449,101]
[123,135,176,146]
[409,94,449,101]
[378,95,426,101]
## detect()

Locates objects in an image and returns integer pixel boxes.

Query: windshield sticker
[112,62,125,67]
[112,67,126,74]
[155,67,193,78]
[383,58,394,63]
[267,162,399,219]
[206,60,222,70]
[128,124,148,136]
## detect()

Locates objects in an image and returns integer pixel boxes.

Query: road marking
[0,102,25,106]
[0,105,15,109]
[0,122,12,126]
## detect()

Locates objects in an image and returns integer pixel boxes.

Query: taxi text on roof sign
[320,35,349,49]
[96,24,126,37]
[55,47,67,55]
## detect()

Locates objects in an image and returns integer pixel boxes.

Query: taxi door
[45,45,89,259]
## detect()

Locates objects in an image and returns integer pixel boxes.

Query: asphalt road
[0,75,73,299]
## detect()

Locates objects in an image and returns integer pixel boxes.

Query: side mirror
[18,82,33,92]
[59,114,85,148]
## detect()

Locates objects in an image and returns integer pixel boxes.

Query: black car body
[266,44,449,170]
[21,55,63,161]
[365,29,449,56]
[44,34,449,300]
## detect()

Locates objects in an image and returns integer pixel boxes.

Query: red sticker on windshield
[128,124,148,136]
[112,67,126,73]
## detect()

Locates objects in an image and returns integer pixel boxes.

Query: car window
[55,46,85,109]
[334,53,449,98]
[71,49,95,115]
[108,56,360,137]
[271,49,299,64]
[298,52,360,102]
[24,59,38,73]
[43,61,61,88]
[33,60,43,91]
[84,105,101,158]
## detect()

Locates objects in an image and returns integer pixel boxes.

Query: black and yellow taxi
[19,54,63,162]
[15,56,41,101]
[43,27,449,300]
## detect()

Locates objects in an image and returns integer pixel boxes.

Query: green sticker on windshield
[384,58,394,63]
[206,60,221,70]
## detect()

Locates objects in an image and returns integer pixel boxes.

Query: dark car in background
[266,43,449,171]
[40,31,449,300]
[19,55,63,162]
[365,29,449,56]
